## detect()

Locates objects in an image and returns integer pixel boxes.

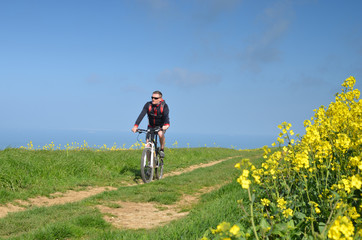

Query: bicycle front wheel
[141,148,154,183]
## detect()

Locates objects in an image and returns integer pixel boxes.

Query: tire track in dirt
[163,155,240,178]
[0,186,117,218]
[0,155,242,221]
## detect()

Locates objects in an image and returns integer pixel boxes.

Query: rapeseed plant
[204,76,362,239]
[20,140,147,151]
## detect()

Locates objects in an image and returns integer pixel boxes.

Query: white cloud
[157,68,221,87]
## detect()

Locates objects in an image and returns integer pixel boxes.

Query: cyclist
[131,90,170,158]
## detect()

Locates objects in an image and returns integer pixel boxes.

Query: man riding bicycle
[131,90,170,158]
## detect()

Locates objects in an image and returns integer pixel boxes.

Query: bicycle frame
[138,127,161,168]
[143,141,155,168]
[137,127,164,183]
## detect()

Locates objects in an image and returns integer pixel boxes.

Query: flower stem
[248,187,259,240]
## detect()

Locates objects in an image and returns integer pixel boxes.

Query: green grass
[99,181,248,240]
[0,147,264,239]
[0,147,243,204]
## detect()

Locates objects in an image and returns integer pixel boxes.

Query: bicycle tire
[155,154,164,180]
[141,148,154,183]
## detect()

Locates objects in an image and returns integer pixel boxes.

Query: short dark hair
[153,91,162,97]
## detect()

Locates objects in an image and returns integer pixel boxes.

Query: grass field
[0,147,264,239]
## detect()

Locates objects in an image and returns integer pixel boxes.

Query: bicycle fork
[143,142,155,168]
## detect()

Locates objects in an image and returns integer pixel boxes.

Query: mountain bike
[136,127,164,183]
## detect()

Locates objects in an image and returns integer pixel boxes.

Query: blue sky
[1,0,362,147]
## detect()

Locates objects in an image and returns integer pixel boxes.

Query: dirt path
[0,155,241,228]
[163,156,238,178]
[0,186,117,218]
[97,185,222,229]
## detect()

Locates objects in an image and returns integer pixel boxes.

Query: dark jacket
[134,100,170,128]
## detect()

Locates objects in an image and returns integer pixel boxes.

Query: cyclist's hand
[131,126,138,133]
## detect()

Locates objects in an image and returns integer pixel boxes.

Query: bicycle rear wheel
[154,154,164,180]
[141,148,154,183]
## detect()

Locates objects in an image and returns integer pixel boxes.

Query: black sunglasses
[151,97,160,100]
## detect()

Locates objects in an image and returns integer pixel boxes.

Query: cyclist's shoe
[159,150,165,158]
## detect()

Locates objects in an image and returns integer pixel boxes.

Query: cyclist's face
[151,94,162,104]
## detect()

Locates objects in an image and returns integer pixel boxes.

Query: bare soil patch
[97,201,188,229]
[96,185,222,229]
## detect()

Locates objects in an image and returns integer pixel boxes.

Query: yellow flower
[261,198,271,206]
[282,208,293,218]
[335,133,351,152]
[293,151,309,170]
[348,207,360,220]
[229,225,241,236]
[340,179,352,193]
[241,178,251,189]
[234,163,241,169]
[350,175,362,189]
[277,137,285,144]
[349,156,360,166]
[328,216,354,240]
[277,198,287,210]
[216,222,231,232]
[304,119,311,127]
[253,174,261,184]
[342,76,356,88]
[336,201,345,210]
[242,170,249,177]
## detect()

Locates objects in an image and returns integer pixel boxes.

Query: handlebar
[136,127,163,134]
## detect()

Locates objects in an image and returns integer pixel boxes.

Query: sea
[0,129,276,150]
